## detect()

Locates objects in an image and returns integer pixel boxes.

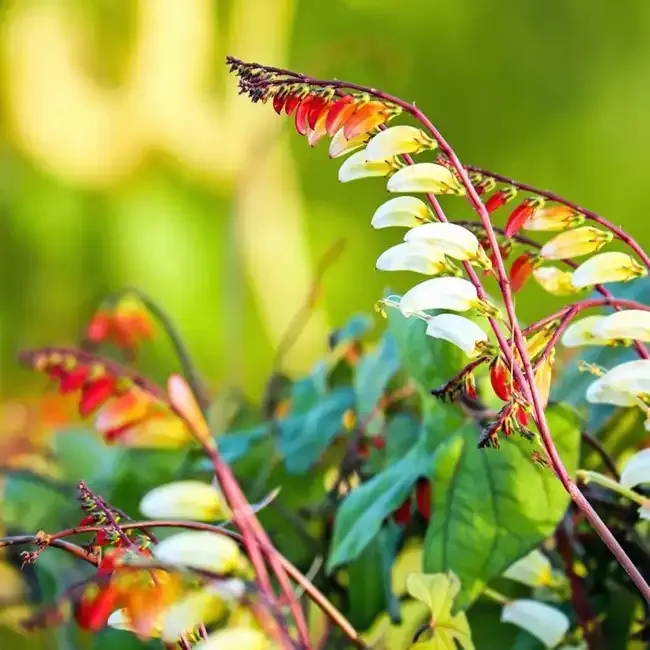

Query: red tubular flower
[415,479,431,520]
[343,101,388,140]
[463,372,478,400]
[307,108,329,147]
[392,496,412,526]
[284,94,301,116]
[504,197,545,238]
[307,96,329,130]
[484,187,518,214]
[59,366,90,393]
[509,253,536,293]
[75,584,121,631]
[514,405,529,427]
[294,96,315,136]
[87,311,112,343]
[79,377,117,418]
[273,92,288,115]
[490,358,513,401]
[325,95,357,136]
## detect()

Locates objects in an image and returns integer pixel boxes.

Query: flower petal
[585,376,640,406]
[571,252,647,288]
[328,128,370,158]
[592,309,650,342]
[425,314,488,356]
[503,550,552,588]
[325,95,357,136]
[524,205,584,232]
[540,227,612,260]
[560,316,608,347]
[376,242,448,275]
[404,222,487,265]
[370,196,431,229]
[599,359,650,395]
[620,448,650,489]
[387,163,464,195]
[533,267,582,296]
[365,125,435,161]
[343,101,388,139]
[192,627,269,650]
[338,149,394,182]
[154,532,244,575]
[139,481,230,521]
[501,600,569,648]
[399,277,479,316]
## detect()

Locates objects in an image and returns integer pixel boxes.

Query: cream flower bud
[376,242,449,276]
[404,222,490,267]
[540,227,612,260]
[139,481,231,521]
[425,314,488,356]
[523,205,584,232]
[560,316,609,348]
[503,550,552,588]
[501,600,570,648]
[533,267,582,297]
[338,149,396,182]
[593,309,650,342]
[571,252,647,288]
[193,628,269,650]
[387,163,464,195]
[328,128,370,159]
[620,449,650,489]
[585,376,640,406]
[371,196,431,229]
[154,531,244,574]
[399,277,480,316]
[365,125,436,161]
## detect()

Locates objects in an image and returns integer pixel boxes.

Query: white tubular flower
[425,314,488,357]
[193,627,270,650]
[365,125,436,161]
[593,309,650,342]
[585,376,640,406]
[376,242,449,276]
[154,532,245,575]
[620,449,650,489]
[139,481,230,521]
[371,196,431,229]
[560,316,608,348]
[399,277,480,316]
[501,600,570,648]
[539,227,612,260]
[503,550,552,588]
[404,222,490,268]
[386,163,464,195]
[533,267,582,297]
[328,128,369,158]
[161,582,244,642]
[571,252,647,288]
[338,149,396,182]
[599,359,650,394]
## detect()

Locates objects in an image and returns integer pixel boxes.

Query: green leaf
[291,373,327,413]
[387,306,465,390]
[423,403,581,606]
[385,414,422,464]
[328,445,433,572]
[280,387,355,474]
[354,334,400,418]
[218,424,270,463]
[330,313,374,348]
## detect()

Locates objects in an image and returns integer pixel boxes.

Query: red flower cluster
[87,294,154,357]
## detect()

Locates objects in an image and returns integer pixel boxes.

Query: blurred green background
[3,0,650,400]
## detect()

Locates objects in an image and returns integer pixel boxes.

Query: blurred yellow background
[2,0,650,400]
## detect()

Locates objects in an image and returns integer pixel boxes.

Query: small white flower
[386,162,464,195]
[192,627,270,650]
[376,242,448,276]
[533,267,582,296]
[599,359,650,395]
[425,314,487,356]
[371,196,431,229]
[399,277,480,316]
[501,600,569,648]
[620,448,650,489]
[338,149,396,182]
[539,227,612,260]
[503,550,552,588]
[328,128,369,159]
[140,481,230,521]
[154,531,244,574]
[593,309,650,342]
[404,222,489,267]
[571,252,647,288]
[560,316,608,348]
[365,125,436,161]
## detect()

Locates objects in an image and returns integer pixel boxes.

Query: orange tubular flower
[504,197,545,238]
[343,101,390,140]
[509,253,537,293]
[326,95,357,136]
